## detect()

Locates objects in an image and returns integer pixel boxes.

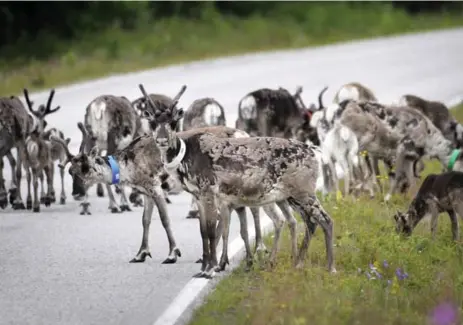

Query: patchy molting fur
[156,121,336,278]
[394,171,463,240]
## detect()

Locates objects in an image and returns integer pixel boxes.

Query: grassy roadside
[1,4,463,97]
[189,102,463,325]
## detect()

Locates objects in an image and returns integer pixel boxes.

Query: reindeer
[333,82,377,103]
[140,83,336,279]
[71,95,140,215]
[394,171,463,241]
[52,121,272,265]
[22,89,65,210]
[178,97,227,219]
[400,94,463,148]
[235,86,319,145]
[334,100,463,201]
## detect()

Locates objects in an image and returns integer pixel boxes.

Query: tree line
[0,1,461,53]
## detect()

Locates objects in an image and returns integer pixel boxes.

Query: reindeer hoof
[186,210,199,219]
[33,206,40,213]
[162,247,182,264]
[96,184,104,197]
[60,197,66,205]
[0,198,7,209]
[203,269,216,279]
[43,197,51,207]
[26,200,32,210]
[195,258,203,264]
[120,205,132,212]
[80,210,92,215]
[130,251,152,263]
[13,202,26,210]
[8,188,17,205]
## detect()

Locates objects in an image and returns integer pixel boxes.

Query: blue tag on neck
[107,155,120,185]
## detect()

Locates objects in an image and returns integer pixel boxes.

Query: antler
[44,89,61,115]
[50,135,74,169]
[318,86,328,110]
[77,122,90,154]
[138,84,158,112]
[23,89,35,113]
[170,85,187,118]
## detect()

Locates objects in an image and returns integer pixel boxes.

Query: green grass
[189,102,463,325]
[1,3,463,97]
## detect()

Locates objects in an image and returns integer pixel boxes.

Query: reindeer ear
[89,146,99,158]
[172,108,184,122]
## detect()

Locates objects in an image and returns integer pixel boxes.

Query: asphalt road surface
[1,28,463,325]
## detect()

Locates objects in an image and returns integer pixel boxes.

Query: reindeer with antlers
[21,88,63,211]
[139,83,336,279]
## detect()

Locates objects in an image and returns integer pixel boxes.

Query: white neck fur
[163,138,186,171]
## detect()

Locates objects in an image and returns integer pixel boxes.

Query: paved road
[1,28,463,325]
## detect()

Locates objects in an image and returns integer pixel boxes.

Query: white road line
[152,214,273,325]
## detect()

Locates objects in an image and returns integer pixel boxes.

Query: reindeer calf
[394,171,463,241]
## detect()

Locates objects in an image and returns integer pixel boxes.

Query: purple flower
[395,268,408,280]
[383,260,389,268]
[369,263,376,270]
[430,301,459,325]
[365,271,371,279]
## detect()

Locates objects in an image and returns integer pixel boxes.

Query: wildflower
[430,301,459,325]
[383,260,389,268]
[365,271,372,280]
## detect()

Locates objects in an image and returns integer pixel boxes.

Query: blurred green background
[1,1,462,95]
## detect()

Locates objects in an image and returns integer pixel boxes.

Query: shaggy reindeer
[0,95,33,210]
[400,94,463,148]
[394,171,463,241]
[333,82,377,103]
[235,86,319,145]
[140,83,336,279]
[22,89,65,210]
[42,128,70,204]
[0,89,61,210]
[71,94,140,215]
[52,121,271,265]
[180,97,227,219]
[334,100,463,201]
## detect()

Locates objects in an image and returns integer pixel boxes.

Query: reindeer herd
[1,81,462,279]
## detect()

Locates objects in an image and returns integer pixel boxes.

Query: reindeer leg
[262,203,285,268]
[289,196,336,273]
[49,163,56,203]
[250,207,268,255]
[43,165,53,207]
[12,144,26,210]
[277,200,298,265]
[96,183,104,197]
[0,158,7,209]
[2,151,17,208]
[79,191,91,215]
[155,187,181,263]
[25,166,32,210]
[194,194,218,279]
[130,195,154,263]
[106,185,121,213]
[215,204,232,272]
[118,186,132,212]
[32,168,40,212]
[59,162,66,204]
[39,170,46,205]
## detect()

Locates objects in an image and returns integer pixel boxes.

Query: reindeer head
[137,84,187,153]
[393,210,414,236]
[23,88,61,133]
[51,123,113,189]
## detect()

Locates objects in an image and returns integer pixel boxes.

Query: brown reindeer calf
[394,171,463,240]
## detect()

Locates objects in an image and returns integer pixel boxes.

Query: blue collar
[107,155,120,185]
